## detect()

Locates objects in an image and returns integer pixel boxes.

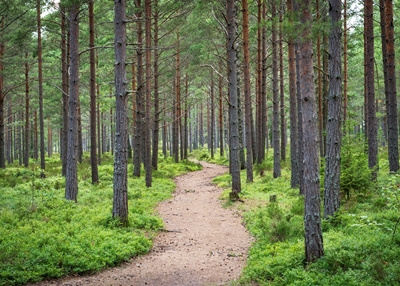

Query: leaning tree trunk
[298,0,324,263]
[65,4,80,202]
[324,0,343,218]
[112,0,129,226]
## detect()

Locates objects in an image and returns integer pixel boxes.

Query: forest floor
[28,161,252,286]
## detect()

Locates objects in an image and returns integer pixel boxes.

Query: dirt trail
[29,161,251,286]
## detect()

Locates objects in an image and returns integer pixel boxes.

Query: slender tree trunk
[144,0,152,187]
[256,0,262,164]
[184,76,189,159]
[24,52,30,167]
[272,0,281,178]
[37,0,45,175]
[219,61,224,157]
[343,0,348,125]
[6,104,12,164]
[210,69,215,159]
[316,0,324,158]
[298,0,324,263]
[380,0,398,172]
[133,0,143,177]
[365,0,378,178]
[113,0,129,226]
[287,0,299,188]
[89,0,98,184]
[227,0,241,200]
[242,0,253,182]
[261,1,267,160]
[324,0,342,218]
[279,8,286,161]
[61,8,68,175]
[65,4,80,202]
[152,0,160,169]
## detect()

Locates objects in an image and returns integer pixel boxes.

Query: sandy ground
[27,161,251,286]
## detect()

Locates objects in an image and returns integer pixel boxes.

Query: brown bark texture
[298,0,324,263]
[324,0,342,218]
[112,0,129,225]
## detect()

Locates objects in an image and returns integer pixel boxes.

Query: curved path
[30,161,251,286]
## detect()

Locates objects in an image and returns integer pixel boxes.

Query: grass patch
[203,147,400,285]
[0,153,201,285]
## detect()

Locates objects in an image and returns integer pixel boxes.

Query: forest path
[31,161,251,286]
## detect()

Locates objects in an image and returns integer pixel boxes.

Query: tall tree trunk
[89,0,98,184]
[227,0,241,200]
[184,76,189,159]
[113,0,129,226]
[365,0,378,178]
[65,4,80,202]
[298,0,324,263]
[0,56,4,168]
[255,0,262,164]
[242,0,253,182]
[210,69,215,159]
[144,0,152,187]
[24,52,30,167]
[175,32,181,162]
[343,0,348,125]
[380,0,398,172]
[261,1,267,160]
[6,104,12,164]
[316,0,324,158]
[133,0,143,177]
[287,0,299,188]
[279,8,286,161]
[219,61,224,157]
[324,0,342,218]
[61,8,68,175]
[272,0,281,178]
[37,0,45,175]
[152,0,160,169]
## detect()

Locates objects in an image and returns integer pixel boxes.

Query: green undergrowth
[190,147,229,166]
[0,153,201,286]
[202,148,400,285]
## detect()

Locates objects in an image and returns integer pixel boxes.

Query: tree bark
[227,0,241,200]
[89,0,98,184]
[242,0,253,182]
[272,0,281,178]
[380,0,398,173]
[298,0,324,263]
[287,0,299,188]
[61,7,68,175]
[112,0,129,226]
[24,52,30,167]
[144,0,152,187]
[365,0,378,178]
[324,0,342,218]
[133,0,143,177]
[152,0,160,169]
[37,0,45,175]
[65,4,80,202]
[279,9,286,162]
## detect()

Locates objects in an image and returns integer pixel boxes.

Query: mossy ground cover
[193,146,400,285]
[0,153,201,286]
